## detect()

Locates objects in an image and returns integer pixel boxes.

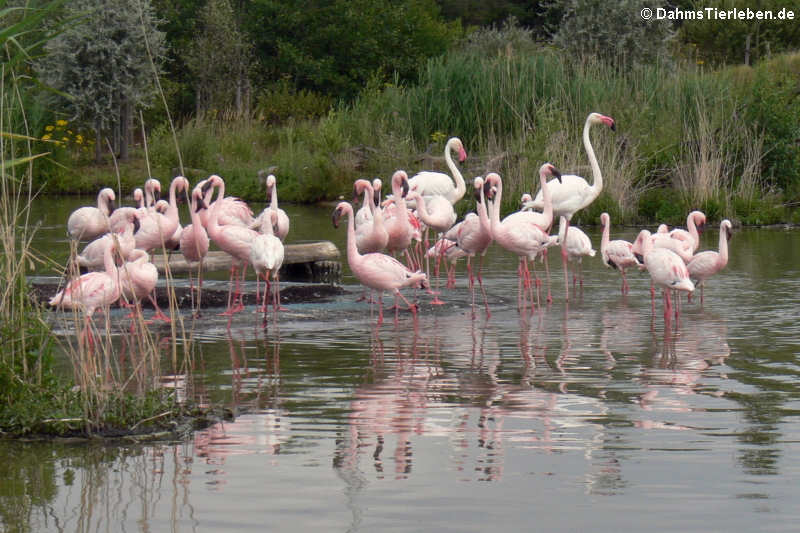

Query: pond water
[2,195,800,532]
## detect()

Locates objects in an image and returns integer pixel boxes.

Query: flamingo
[493,163,560,302]
[352,179,389,254]
[332,201,427,325]
[635,229,695,323]
[135,177,187,252]
[252,173,290,241]
[180,183,211,314]
[109,188,146,233]
[251,210,285,320]
[407,137,467,205]
[670,210,707,252]
[444,176,493,312]
[50,242,121,349]
[405,190,456,303]
[118,249,170,322]
[599,212,641,294]
[524,112,616,300]
[199,174,254,228]
[557,216,596,289]
[76,210,140,271]
[67,188,116,241]
[485,165,561,311]
[205,175,260,316]
[687,219,732,304]
[143,178,162,211]
[382,170,415,262]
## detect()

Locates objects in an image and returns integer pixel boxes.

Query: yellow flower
[67,130,73,135]
[41,133,52,140]
[56,119,68,127]
[61,136,68,141]
[45,125,54,132]
[76,134,83,144]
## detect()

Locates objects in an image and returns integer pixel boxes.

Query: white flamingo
[135,177,187,252]
[524,112,616,300]
[67,187,116,241]
[199,175,254,228]
[353,179,389,254]
[635,229,695,323]
[118,249,170,322]
[407,137,468,205]
[252,173,290,241]
[76,210,139,271]
[556,216,595,289]
[180,183,211,315]
[599,212,641,294]
[251,210,285,320]
[687,219,732,304]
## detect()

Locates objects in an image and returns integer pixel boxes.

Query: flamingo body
[67,188,116,241]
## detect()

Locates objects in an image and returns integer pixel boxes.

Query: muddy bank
[31,281,346,311]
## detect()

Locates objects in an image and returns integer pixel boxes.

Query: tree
[548,0,676,68]
[37,0,166,162]
[246,0,462,99]
[185,0,254,118]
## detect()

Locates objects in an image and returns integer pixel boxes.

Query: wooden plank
[150,241,340,275]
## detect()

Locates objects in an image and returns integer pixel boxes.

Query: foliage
[36,0,166,160]
[185,0,254,117]
[246,0,462,99]
[254,78,334,125]
[679,0,800,66]
[548,0,676,68]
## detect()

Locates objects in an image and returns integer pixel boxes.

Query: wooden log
[150,241,341,283]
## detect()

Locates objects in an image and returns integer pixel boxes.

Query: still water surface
[2,196,800,532]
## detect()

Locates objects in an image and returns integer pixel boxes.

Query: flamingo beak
[373,188,381,207]
[108,199,116,214]
[606,117,616,131]
[551,166,562,183]
[634,252,644,264]
[458,147,467,163]
[195,196,207,212]
[401,179,409,198]
[133,216,141,234]
[201,180,213,194]
[332,207,343,228]
[351,185,360,204]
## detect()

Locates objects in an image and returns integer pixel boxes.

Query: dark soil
[31,281,346,311]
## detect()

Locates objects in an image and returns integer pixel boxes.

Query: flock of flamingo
[49,112,732,334]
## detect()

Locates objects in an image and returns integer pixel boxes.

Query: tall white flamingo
[599,212,641,294]
[67,188,116,241]
[252,173,290,241]
[687,219,732,304]
[180,183,211,315]
[251,210,285,321]
[485,166,561,312]
[332,201,427,326]
[524,112,616,300]
[205,175,260,316]
[635,229,695,324]
[407,137,468,205]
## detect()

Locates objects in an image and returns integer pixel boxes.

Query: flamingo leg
[543,249,552,304]
[149,290,171,323]
[562,221,570,302]
[477,255,490,318]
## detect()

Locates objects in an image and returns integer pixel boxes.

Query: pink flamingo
[407,137,467,205]
[252,173,290,241]
[670,210,707,252]
[199,175,254,228]
[635,229,695,323]
[599,212,641,294]
[50,242,121,349]
[143,178,161,211]
[382,170,415,262]
[352,179,389,254]
[687,219,732,304]
[251,210,285,321]
[67,187,116,241]
[118,249,171,322]
[444,176,493,312]
[332,201,427,325]
[557,216,595,289]
[205,175,260,316]
[134,177,187,252]
[485,165,561,311]
[109,188,145,233]
[180,183,211,314]
[406,190,456,303]
[76,210,140,271]
[524,112,615,300]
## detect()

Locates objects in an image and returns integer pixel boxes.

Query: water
[3,195,800,532]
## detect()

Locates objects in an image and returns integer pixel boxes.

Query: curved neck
[270,184,279,211]
[103,245,118,278]
[344,206,361,266]
[558,216,567,242]
[688,213,700,248]
[208,181,226,234]
[718,226,729,265]
[488,179,503,237]
[445,141,465,201]
[601,218,610,252]
[97,191,107,211]
[583,119,603,196]
[477,185,490,234]
[167,180,180,219]
[412,194,433,226]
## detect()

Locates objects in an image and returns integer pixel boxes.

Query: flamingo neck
[477,187,490,235]
[167,180,180,220]
[489,180,504,239]
[540,171,554,231]
[207,181,226,235]
[97,192,107,212]
[600,218,610,253]
[445,140,465,202]
[270,184,279,211]
[688,213,700,249]
[103,245,118,278]
[344,206,362,267]
[558,216,568,243]
[583,118,603,200]
[717,225,729,266]
[413,194,433,226]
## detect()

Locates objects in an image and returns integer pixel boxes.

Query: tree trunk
[94,119,103,164]
[120,96,131,161]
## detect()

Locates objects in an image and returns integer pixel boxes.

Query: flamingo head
[99,188,116,214]
[133,188,144,207]
[450,137,467,163]
[331,202,352,228]
[390,170,409,198]
[352,179,372,203]
[192,186,208,212]
[657,223,669,234]
[472,177,484,202]
[600,212,610,228]
[540,163,562,183]
[145,178,162,203]
[589,113,616,131]
[632,229,651,263]
[371,178,382,206]
[721,219,733,241]
[265,174,277,195]
[154,200,170,214]
[519,192,532,209]
[691,210,707,234]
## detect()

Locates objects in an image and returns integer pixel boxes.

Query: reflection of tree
[0,443,59,533]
